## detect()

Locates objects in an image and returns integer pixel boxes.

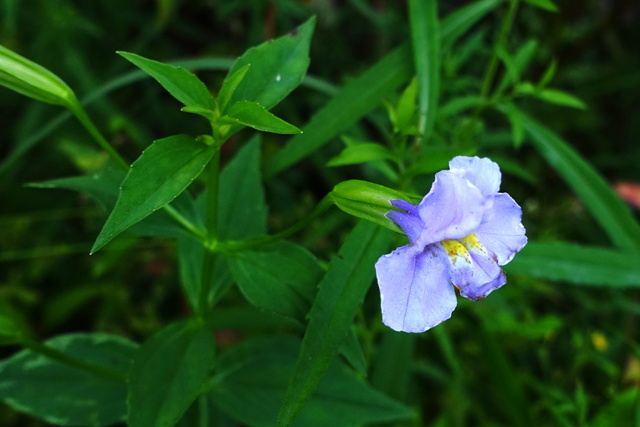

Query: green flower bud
[332,180,417,233]
[0,43,78,108]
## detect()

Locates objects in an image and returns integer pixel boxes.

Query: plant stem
[70,102,130,171]
[478,0,519,102]
[218,194,334,253]
[21,338,126,383]
[197,149,221,316]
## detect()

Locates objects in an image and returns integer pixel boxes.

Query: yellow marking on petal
[440,239,471,265]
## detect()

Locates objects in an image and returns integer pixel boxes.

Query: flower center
[439,233,483,264]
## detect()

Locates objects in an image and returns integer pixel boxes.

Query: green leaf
[538,59,557,88]
[92,135,215,253]
[589,388,640,427]
[221,101,301,134]
[502,102,525,147]
[228,242,323,321]
[505,242,640,287]
[212,336,413,427]
[127,319,215,427]
[265,45,413,176]
[522,0,558,12]
[215,135,268,240]
[265,2,502,176]
[536,88,587,109]
[276,221,392,426]
[217,64,251,112]
[496,39,538,93]
[332,180,414,233]
[406,147,476,177]
[327,143,396,167]
[0,300,31,346]
[513,108,640,255]
[224,17,315,110]
[118,51,215,109]
[0,333,137,426]
[438,95,483,119]
[392,77,418,133]
[0,43,78,108]
[409,0,440,140]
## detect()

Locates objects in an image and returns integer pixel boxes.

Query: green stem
[218,194,334,253]
[70,102,130,171]
[197,149,221,316]
[21,338,126,383]
[471,0,519,123]
[479,0,518,100]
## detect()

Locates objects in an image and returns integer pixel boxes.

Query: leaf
[215,135,268,240]
[0,300,31,346]
[522,0,558,12]
[127,319,215,427]
[224,17,315,110]
[536,88,587,110]
[0,333,137,426]
[514,109,640,255]
[327,143,396,167]
[221,101,301,134]
[406,147,476,177]
[409,0,440,140]
[228,242,323,321]
[276,221,392,426]
[496,39,538,93]
[505,242,640,287]
[92,135,215,253]
[438,95,483,119]
[118,51,214,109]
[266,1,502,176]
[216,64,250,112]
[502,102,525,147]
[211,336,413,427]
[265,45,413,176]
[538,59,557,88]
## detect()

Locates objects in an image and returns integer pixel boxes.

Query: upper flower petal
[474,193,527,265]
[417,170,486,245]
[375,244,457,333]
[440,235,506,301]
[449,156,501,199]
[387,199,424,244]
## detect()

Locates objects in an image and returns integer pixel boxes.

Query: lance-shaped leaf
[0,333,137,426]
[276,221,392,426]
[92,135,215,253]
[327,143,396,167]
[220,101,302,134]
[128,319,215,427]
[118,51,215,110]
[0,43,78,108]
[217,64,250,112]
[224,17,315,111]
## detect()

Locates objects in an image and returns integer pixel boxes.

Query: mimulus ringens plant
[375,156,527,333]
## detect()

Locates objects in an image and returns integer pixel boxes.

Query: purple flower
[375,156,527,333]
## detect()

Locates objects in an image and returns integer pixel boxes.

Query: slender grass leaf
[212,336,413,427]
[440,0,504,48]
[370,331,415,402]
[538,60,558,88]
[266,2,502,177]
[265,45,412,176]
[496,39,538,94]
[225,17,314,110]
[127,319,215,427]
[409,0,440,140]
[276,221,392,426]
[502,102,525,147]
[227,242,323,321]
[514,109,640,254]
[92,135,215,253]
[505,242,640,287]
[327,143,396,167]
[118,51,214,109]
[0,333,136,426]
[438,95,483,119]
[221,101,301,134]
[536,88,587,109]
[522,0,558,12]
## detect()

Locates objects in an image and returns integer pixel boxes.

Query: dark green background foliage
[1,0,639,426]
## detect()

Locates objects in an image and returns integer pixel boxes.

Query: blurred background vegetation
[1,0,639,425]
